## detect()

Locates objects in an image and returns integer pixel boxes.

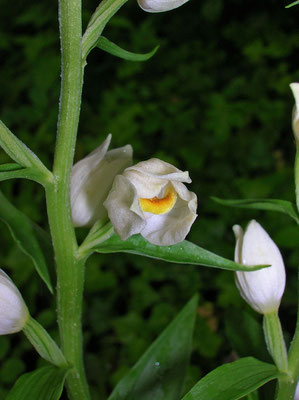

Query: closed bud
[137,0,190,13]
[233,220,286,314]
[0,269,29,334]
[290,83,299,142]
[71,134,133,227]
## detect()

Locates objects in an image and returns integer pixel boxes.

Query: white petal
[137,0,190,12]
[235,220,286,314]
[71,135,133,227]
[104,175,146,240]
[124,158,191,198]
[0,269,28,334]
[141,185,197,245]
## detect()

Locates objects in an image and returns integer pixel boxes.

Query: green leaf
[108,295,198,400]
[181,357,281,400]
[0,191,53,293]
[23,317,67,368]
[96,36,159,61]
[0,163,23,172]
[0,120,52,184]
[94,234,268,272]
[0,163,48,183]
[6,366,69,400]
[212,197,299,224]
[286,0,299,7]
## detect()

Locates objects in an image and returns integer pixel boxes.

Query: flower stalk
[45,0,89,398]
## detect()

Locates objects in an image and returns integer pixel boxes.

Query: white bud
[104,158,197,246]
[0,269,29,334]
[290,83,299,142]
[137,0,190,13]
[233,220,286,314]
[295,381,299,400]
[71,134,133,227]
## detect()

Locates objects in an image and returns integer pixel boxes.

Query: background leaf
[94,234,267,272]
[212,197,299,224]
[0,190,53,293]
[6,366,69,400]
[108,295,198,400]
[182,357,281,400]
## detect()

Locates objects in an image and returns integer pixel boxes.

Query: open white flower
[71,134,133,227]
[137,0,190,13]
[233,220,286,314]
[104,158,197,246]
[0,269,29,334]
[290,83,299,142]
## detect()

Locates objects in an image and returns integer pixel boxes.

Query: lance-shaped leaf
[182,357,282,400]
[108,295,198,400]
[6,366,70,400]
[0,121,52,184]
[91,234,268,272]
[0,163,49,184]
[212,197,299,224]
[0,191,53,293]
[96,37,159,61]
[82,0,129,60]
[286,0,299,7]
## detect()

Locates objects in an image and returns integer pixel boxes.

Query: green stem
[45,0,89,398]
[263,312,288,374]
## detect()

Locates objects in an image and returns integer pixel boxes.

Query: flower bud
[104,158,197,246]
[137,0,190,13]
[0,269,29,334]
[71,134,133,227]
[295,381,299,400]
[290,83,299,142]
[233,220,286,314]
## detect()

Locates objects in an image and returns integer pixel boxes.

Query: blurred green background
[0,0,298,398]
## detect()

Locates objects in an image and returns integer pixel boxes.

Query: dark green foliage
[0,0,298,398]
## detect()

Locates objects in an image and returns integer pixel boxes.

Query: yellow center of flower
[139,186,177,215]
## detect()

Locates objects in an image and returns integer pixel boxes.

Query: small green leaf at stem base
[212,197,299,224]
[181,357,282,400]
[108,295,198,400]
[96,36,159,61]
[92,233,269,272]
[6,365,70,400]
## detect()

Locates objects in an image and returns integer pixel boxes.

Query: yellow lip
[139,186,177,215]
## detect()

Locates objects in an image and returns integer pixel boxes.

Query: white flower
[295,381,299,400]
[233,220,286,314]
[104,158,197,246]
[290,83,299,142]
[0,269,29,334]
[137,0,190,13]
[71,134,133,227]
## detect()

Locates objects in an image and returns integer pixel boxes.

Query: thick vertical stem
[46,0,89,398]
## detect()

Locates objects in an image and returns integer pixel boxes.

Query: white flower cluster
[71,135,197,246]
